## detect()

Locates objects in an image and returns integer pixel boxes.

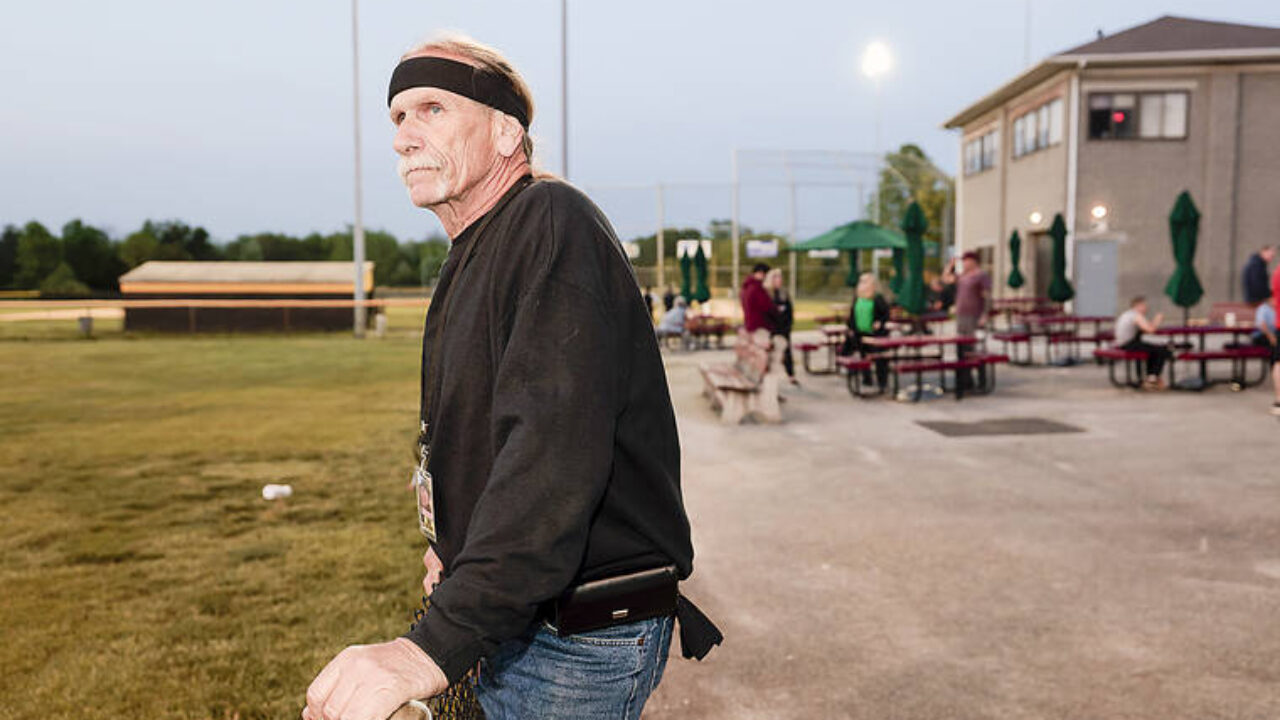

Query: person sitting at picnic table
[655,296,688,343]
[929,260,958,313]
[1114,295,1171,390]
[765,268,799,386]
[1250,296,1280,415]
[841,272,892,391]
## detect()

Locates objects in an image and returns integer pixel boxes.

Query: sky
[2,0,1279,245]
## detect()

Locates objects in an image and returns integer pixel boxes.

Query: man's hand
[422,547,444,597]
[302,639,448,720]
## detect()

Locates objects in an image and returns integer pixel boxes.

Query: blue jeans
[476,616,674,720]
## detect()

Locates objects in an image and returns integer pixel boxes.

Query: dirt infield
[648,343,1280,719]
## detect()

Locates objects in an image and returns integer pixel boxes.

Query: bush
[38,262,92,298]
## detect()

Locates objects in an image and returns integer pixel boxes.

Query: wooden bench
[1094,347,1149,388]
[699,331,781,424]
[1208,301,1257,326]
[1173,346,1271,389]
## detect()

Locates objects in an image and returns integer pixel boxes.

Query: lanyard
[417,175,534,454]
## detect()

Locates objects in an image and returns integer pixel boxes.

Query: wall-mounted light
[1029,211,1044,225]
[1091,204,1108,220]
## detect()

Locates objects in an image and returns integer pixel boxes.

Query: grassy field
[0,310,433,719]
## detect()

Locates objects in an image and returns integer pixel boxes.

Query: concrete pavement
[647,345,1280,719]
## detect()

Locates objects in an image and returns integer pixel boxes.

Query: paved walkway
[648,346,1280,719]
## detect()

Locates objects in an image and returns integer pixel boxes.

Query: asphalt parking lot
[647,343,1280,720]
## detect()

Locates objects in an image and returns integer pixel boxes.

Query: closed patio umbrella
[1164,190,1204,324]
[1046,213,1074,303]
[693,243,711,303]
[890,248,905,296]
[1007,230,1026,290]
[679,249,692,302]
[899,202,927,316]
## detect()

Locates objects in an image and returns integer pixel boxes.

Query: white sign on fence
[746,239,779,258]
[622,241,641,259]
[676,240,713,259]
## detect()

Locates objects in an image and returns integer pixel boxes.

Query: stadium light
[861,41,893,80]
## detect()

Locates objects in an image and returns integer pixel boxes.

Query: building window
[964,128,998,176]
[1012,97,1064,158]
[1088,91,1188,140]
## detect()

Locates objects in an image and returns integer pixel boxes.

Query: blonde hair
[764,267,784,290]
[403,33,536,166]
[857,272,879,299]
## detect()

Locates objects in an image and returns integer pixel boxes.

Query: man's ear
[493,112,523,158]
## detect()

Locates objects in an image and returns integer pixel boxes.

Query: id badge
[412,456,437,543]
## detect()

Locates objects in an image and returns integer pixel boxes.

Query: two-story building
[944,15,1280,316]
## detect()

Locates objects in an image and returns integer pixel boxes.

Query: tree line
[0,219,450,297]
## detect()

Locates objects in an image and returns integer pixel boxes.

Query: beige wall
[958,112,1003,260]
[957,74,1069,299]
[1075,65,1280,315]
[955,61,1280,313]
[1236,72,1280,272]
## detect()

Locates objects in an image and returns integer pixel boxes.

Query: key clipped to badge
[413,450,438,544]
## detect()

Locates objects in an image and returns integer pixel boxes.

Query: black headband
[388,56,530,129]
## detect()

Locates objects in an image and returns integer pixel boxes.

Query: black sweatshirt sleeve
[405,226,621,682]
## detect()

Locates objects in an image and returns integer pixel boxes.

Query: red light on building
[1112,111,1127,123]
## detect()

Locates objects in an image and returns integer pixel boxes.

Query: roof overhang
[943,46,1280,131]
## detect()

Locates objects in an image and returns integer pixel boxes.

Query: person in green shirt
[842,273,892,391]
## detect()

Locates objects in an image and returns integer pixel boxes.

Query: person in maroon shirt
[741,263,779,333]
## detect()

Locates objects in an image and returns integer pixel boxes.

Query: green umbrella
[899,202,927,316]
[1007,230,1026,290]
[890,248,905,295]
[693,243,711,303]
[1046,213,1074,303]
[845,249,860,287]
[790,220,907,252]
[679,250,692,302]
[1164,190,1204,323]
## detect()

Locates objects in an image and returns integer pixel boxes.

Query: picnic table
[795,324,847,375]
[1152,324,1263,389]
[993,314,1113,365]
[685,314,730,349]
[863,335,1004,401]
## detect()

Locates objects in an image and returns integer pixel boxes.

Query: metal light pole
[655,183,665,289]
[861,41,892,226]
[730,149,741,303]
[561,0,569,179]
[351,0,367,338]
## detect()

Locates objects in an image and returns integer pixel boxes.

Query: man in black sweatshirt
[303,34,716,720]
[1243,246,1275,306]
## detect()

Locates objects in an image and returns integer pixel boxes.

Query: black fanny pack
[549,565,678,636]
[545,565,723,660]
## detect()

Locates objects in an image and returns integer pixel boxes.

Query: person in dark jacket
[1243,246,1275,306]
[662,284,676,312]
[740,262,778,334]
[304,34,717,720]
[765,268,799,385]
[842,272,892,391]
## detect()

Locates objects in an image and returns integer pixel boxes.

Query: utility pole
[655,183,665,289]
[561,0,569,179]
[350,0,367,338]
[786,159,798,303]
[1023,0,1032,67]
[730,149,741,305]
